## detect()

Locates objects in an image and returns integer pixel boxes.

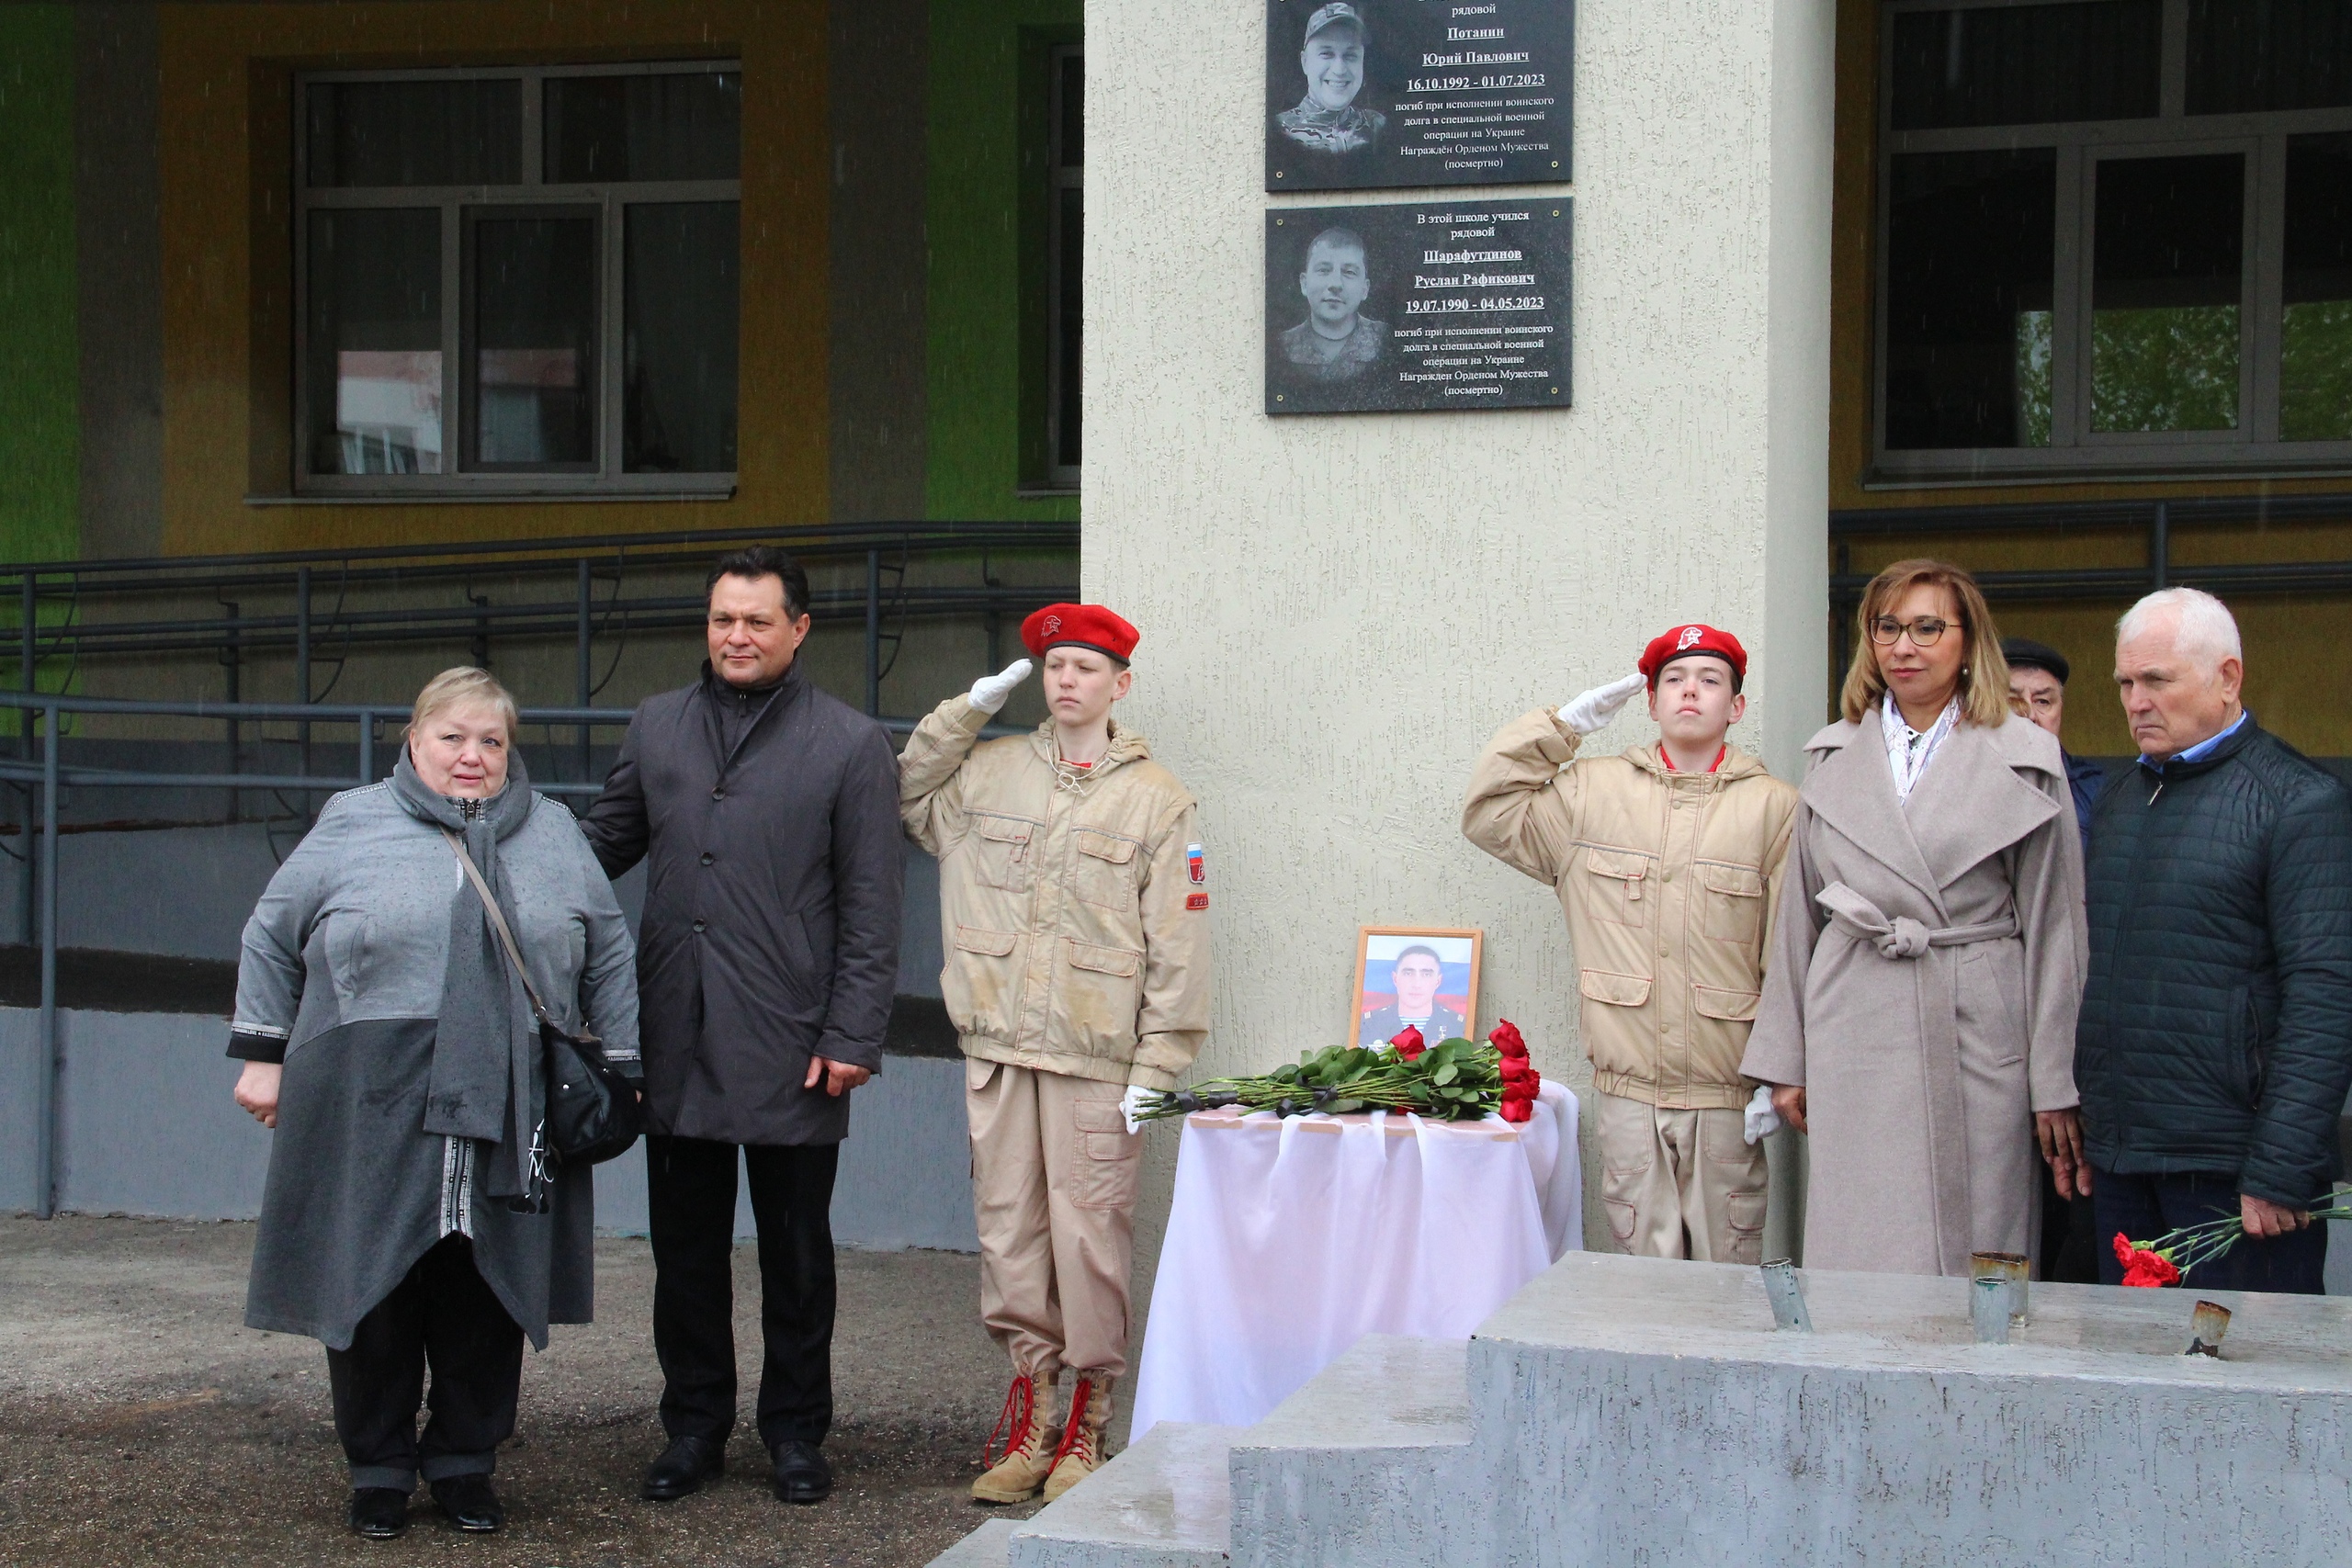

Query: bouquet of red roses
[1132,1021,1542,1124]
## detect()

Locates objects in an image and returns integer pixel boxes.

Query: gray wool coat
[1741,710,2086,1279]
[231,782,639,1349]
[578,661,904,1146]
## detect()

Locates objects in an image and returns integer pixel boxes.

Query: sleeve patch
[1185,893,1210,910]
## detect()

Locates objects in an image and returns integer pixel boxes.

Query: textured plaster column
[1085,0,1836,1273]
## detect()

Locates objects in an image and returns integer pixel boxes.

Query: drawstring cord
[983,1374,1035,1467]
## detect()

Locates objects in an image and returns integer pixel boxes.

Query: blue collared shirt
[2142,708,2249,771]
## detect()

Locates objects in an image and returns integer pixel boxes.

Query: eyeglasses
[1870,615,1959,648]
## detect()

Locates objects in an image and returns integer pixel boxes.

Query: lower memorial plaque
[1265,199,1570,415]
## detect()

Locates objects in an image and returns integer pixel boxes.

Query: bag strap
[441,826,598,1044]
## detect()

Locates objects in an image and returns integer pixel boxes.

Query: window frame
[1872,0,2352,481]
[1041,42,1084,493]
[292,61,743,498]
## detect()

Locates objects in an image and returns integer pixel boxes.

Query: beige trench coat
[1741,710,2086,1278]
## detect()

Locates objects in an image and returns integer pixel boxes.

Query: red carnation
[1389,1025,1426,1061]
[1499,1097,1533,1123]
[2112,1232,2181,1288]
[1490,1020,1528,1059]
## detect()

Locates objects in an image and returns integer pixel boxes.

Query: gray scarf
[390,749,541,1202]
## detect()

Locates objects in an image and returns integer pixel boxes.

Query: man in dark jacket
[2003,637,2106,854]
[580,547,903,1503]
[2077,588,2352,1294]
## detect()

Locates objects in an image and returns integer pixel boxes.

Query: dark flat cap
[2002,637,2069,685]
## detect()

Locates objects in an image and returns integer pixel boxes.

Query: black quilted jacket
[2076,717,2352,1204]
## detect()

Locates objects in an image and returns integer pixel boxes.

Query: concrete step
[1006,1420,1237,1568]
[927,1516,1018,1568]
[1227,1335,1475,1568]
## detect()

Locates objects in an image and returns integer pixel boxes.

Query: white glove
[1743,1083,1781,1145]
[1557,672,1648,736]
[966,659,1034,716]
[1120,1084,1154,1134]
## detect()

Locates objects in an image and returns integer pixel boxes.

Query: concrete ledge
[1228,1335,1474,1568]
[928,1517,1018,1568]
[1476,1252,2352,1567]
[1010,1420,1235,1568]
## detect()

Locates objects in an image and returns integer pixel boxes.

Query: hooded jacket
[1462,711,1798,1111]
[899,696,1210,1090]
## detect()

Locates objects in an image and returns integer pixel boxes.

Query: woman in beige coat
[1742,560,2087,1278]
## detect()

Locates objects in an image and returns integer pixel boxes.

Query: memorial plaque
[1264,0,1573,192]
[1265,200,1571,415]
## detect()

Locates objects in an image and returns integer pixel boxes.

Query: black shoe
[771,1438,832,1505]
[430,1472,505,1533]
[347,1487,409,1540]
[641,1433,726,1501]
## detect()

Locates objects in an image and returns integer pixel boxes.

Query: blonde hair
[1839,558,2013,728]
[408,667,519,740]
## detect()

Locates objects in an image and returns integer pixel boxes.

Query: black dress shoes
[347,1487,409,1540]
[430,1472,505,1533]
[771,1438,832,1505]
[641,1433,727,1501]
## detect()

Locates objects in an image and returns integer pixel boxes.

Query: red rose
[1490,1020,1528,1059]
[2112,1233,2181,1288]
[1499,1055,1532,1083]
[1502,1077,1539,1102]
[1499,1097,1533,1123]
[1390,1026,1426,1060]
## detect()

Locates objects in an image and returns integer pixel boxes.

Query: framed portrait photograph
[1351,926,1484,1049]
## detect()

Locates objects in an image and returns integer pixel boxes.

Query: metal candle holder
[1970,1276,2012,1345]
[1970,1249,2030,1328]
[1760,1258,1813,1333]
[2186,1300,2232,1358]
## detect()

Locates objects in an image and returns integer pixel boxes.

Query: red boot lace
[982,1374,1035,1468]
[1053,1377,1096,1466]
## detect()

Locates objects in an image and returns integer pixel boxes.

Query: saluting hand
[806,1055,873,1098]
[1558,672,1648,736]
[967,659,1035,716]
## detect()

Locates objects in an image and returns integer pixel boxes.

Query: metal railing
[0,517,1078,727]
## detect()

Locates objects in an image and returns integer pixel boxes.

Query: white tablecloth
[1129,1080,1579,1439]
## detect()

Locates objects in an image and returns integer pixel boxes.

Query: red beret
[1639,624,1747,686]
[1021,603,1140,663]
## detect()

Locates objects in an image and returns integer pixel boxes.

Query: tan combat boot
[1041,1371,1113,1502]
[971,1371,1058,1504]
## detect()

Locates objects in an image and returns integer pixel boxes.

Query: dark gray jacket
[580,662,903,1145]
[2076,718,2352,1205]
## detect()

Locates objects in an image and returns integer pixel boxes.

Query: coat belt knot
[1816,882,2018,960]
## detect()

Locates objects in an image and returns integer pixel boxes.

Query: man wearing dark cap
[899,604,1209,1506]
[1464,626,1798,1265]
[2004,637,2107,854]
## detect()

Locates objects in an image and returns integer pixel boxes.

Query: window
[1875,0,2352,479]
[1043,44,1083,490]
[297,64,741,494]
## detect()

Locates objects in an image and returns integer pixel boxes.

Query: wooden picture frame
[1350,925,1485,1050]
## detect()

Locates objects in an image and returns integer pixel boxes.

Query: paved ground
[0,1216,1057,1567]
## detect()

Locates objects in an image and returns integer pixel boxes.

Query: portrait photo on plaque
[1264,0,1573,193]
[1352,927,1483,1048]
[1266,200,1570,415]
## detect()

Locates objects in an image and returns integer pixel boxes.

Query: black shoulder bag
[443,829,643,1167]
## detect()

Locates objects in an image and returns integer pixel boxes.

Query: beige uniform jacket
[899,697,1210,1090]
[1462,711,1799,1111]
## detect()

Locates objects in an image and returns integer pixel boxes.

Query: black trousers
[324,1235,524,1493]
[2093,1168,2329,1294]
[647,1134,840,1450]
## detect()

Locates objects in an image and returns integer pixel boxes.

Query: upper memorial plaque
[1264,0,1574,192]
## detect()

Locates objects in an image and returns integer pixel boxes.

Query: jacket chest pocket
[1581,849,1652,928]
[970,815,1036,894]
[322,911,374,1008]
[1698,863,1766,944]
[1072,829,1141,908]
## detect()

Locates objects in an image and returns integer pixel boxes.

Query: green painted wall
[0,7,78,564]
[926,0,1081,523]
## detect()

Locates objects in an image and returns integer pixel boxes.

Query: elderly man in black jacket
[2078,587,2352,1293]
[580,547,902,1503]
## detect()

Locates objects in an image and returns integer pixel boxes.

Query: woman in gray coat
[1742,560,2087,1279]
[227,667,639,1539]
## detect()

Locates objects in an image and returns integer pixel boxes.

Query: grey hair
[2117,587,2242,669]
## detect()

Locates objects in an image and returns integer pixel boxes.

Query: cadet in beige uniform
[899,604,1209,1505]
[1462,625,1797,1264]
